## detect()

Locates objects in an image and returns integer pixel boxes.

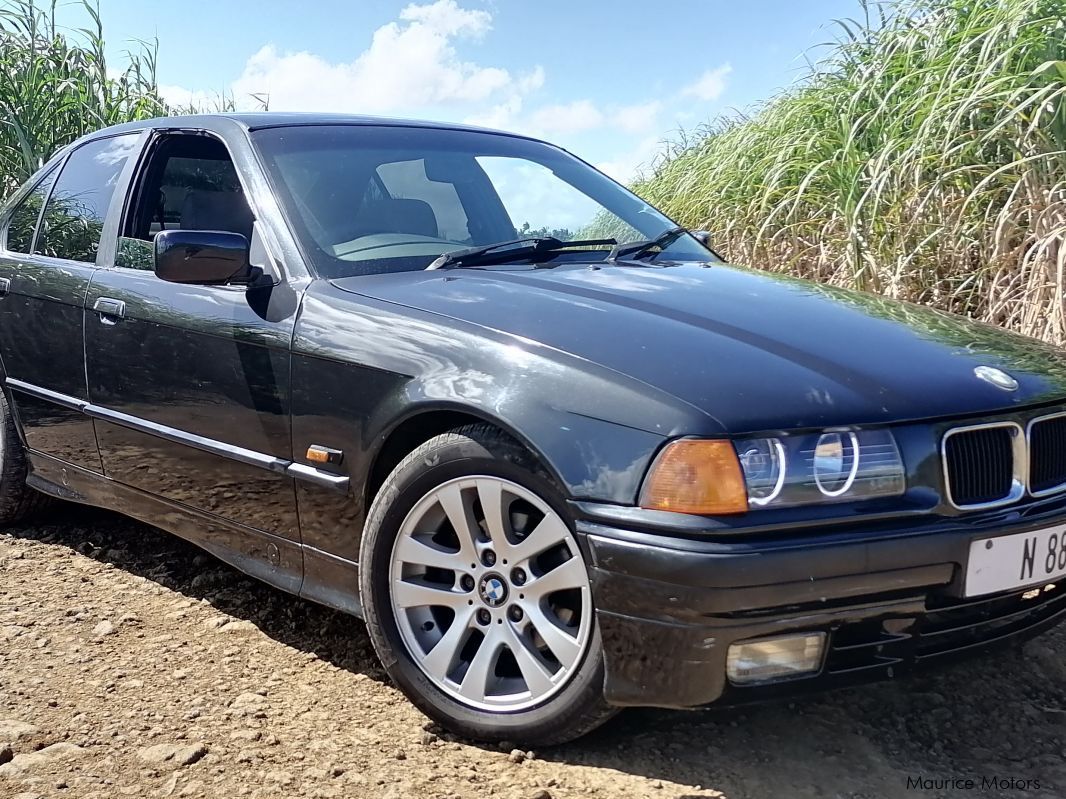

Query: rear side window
[3,166,58,254]
[35,134,139,263]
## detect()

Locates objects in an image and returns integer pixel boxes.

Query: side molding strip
[286,462,350,489]
[6,378,88,411]
[5,377,349,493]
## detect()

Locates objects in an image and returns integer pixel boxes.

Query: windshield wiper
[607,226,688,263]
[426,236,617,270]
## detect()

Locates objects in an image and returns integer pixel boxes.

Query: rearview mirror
[154,230,253,285]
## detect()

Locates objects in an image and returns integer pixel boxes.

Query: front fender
[290,280,702,560]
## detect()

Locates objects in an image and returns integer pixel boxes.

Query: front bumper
[574,501,1066,709]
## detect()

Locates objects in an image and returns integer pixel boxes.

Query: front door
[84,131,303,553]
[0,133,142,472]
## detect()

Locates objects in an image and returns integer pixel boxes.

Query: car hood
[330,263,1066,432]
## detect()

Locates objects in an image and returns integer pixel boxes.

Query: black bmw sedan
[1,113,1064,745]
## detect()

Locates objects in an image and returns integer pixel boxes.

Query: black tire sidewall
[359,430,606,744]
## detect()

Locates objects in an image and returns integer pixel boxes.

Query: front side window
[116,135,251,270]
[2,166,58,254]
[35,134,139,262]
[253,125,711,278]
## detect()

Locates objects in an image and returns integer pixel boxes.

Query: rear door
[83,129,303,556]
[0,133,142,472]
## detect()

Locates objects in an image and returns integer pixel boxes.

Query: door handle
[0,277,10,297]
[93,297,125,323]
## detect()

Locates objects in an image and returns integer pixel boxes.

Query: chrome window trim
[941,421,1027,511]
[1026,411,1066,498]
[4,377,349,493]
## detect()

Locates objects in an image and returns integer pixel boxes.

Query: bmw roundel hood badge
[974,366,1019,391]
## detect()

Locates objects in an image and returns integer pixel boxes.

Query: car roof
[84,112,545,143]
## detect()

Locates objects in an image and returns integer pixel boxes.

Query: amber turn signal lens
[640,439,749,515]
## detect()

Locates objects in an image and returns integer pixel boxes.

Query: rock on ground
[2,506,1066,798]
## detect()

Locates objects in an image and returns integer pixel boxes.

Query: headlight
[734,429,904,509]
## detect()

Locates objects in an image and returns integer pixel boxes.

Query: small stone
[265,771,294,786]
[420,731,438,745]
[135,742,208,768]
[93,620,115,637]
[528,791,552,799]
[508,748,526,764]
[202,617,228,630]
[0,744,12,765]
[218,620,258,635]
[393,749,407,760]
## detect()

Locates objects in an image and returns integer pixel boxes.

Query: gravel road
[2,506,1065,799]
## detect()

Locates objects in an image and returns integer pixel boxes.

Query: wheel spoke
[458,630,502,703]
[510,513,569,565]
[500,622,554,697]
[525,555,587,600]
[436,482,479,563]
[393,579,467,610]
[394,534,466,572]
[421,607,475,682]
[475,478,509,548]
[526,601,582,667]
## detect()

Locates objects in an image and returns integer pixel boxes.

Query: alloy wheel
[388,476,593,711]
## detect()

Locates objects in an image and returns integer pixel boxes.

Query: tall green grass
[0,0,165,196]
[637,0,1066,343]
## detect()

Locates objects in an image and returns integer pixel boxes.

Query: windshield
[252,125,713,278]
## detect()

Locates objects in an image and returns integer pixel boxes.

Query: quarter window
[35,134,139,262]
[3,166,58,254]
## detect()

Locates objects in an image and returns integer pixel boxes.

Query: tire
[0,390,52,525]
[360,423,615,745]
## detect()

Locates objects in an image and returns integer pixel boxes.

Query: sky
[65,0,861,181]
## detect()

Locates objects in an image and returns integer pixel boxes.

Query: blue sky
[70,0,860,179]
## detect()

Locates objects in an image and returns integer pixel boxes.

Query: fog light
[726,632,826,685]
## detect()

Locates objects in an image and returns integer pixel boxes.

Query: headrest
[351,197,439,239]
[180,190,254,240]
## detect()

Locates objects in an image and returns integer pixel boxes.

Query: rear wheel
[0,390,52,525]
[360,424,615,745]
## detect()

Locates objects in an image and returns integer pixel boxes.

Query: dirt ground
[2,506,1065,799]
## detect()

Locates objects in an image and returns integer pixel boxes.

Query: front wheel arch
[364,405,569,514]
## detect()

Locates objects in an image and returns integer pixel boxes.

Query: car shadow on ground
[10,504,1066,798]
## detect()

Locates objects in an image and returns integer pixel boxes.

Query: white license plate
[966,524,1066,597]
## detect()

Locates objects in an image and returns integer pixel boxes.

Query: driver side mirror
[689,230,713,246]
[155,230,253,285]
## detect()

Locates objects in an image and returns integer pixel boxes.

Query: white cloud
[231,0,530,114]
[161,1,733,186]
[529,100,604,135]
[595,134,664,183]
[680,64,732,101]
[611,101,664,134]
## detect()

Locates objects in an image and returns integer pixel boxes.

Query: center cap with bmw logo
[478,574,508,607]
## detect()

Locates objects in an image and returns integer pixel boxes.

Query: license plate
[966,524,1066,597]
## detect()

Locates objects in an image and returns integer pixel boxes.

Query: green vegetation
[0,0,167,197]
[637,0,1066,343]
